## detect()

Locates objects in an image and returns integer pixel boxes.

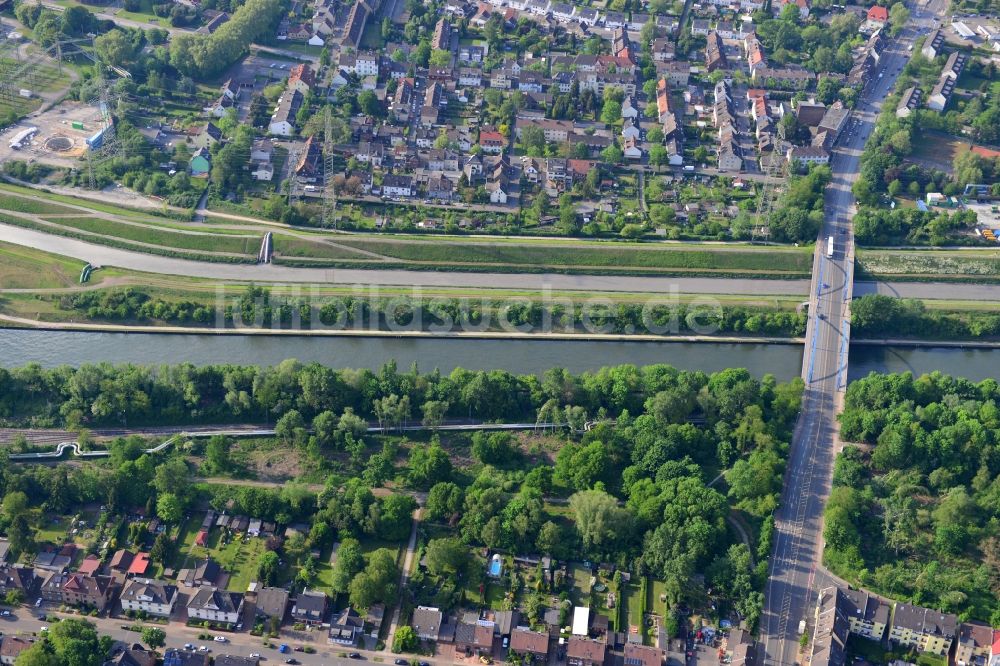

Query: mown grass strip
[0,213,257,264]
[0,241,87,289]
[334,238,813,274]
[272,235,380,260]
[38,216,259,256]
[0,194,80,215]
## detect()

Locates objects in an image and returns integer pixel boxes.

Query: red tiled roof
[971,145,1000,159]
[867,5,888,21]
[78,555,101,576]
[128,552,150,575]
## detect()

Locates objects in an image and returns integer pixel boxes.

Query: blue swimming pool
[488,555,502,577]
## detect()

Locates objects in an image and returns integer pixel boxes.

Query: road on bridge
[758,1,948,663]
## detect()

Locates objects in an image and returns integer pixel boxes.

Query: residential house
[957,622,994,666]
[691,19,711,35]
[510,628,549,661]
[295,135,323,183]
[456,620,495,655]
[516,118,572,143]
[269,90,303,136]
[865,5,888,28]
[928,74,957,111]
[567,637,607,666]
[787,145,829,165]
[178,559,221,588]
[660,61,690,87]
[105,644,157,666]
[432,18,452,51]
[485,159,511,204]
[186,587,244,626]
[382,174,415,198]
[651,38,675,62]
[838,588,890,641]
[426,175,454,200]
[250,139,274,181]
[34,549,72,572]
[413,606,444,641]
[287,64,316,94]
[0,637,34,665]
[0,565,38,598]
[119,578,178,618]
[624,644,663,666]
[329,607,365,646]
[889,603,958,656]
[623,136,642,160]
[40,572,67,603]
[922,29,944,59]
[163,649,211,666]
[621,119,641,141]
[61,573,115,611]
[253,586,289,622]
[341,1,369,48]
[291,589,329,626]
[724,630,757,666]
[705,31,727,72]
[896,86,921,118]
[810,587,849,666]
[205,93,234,119]
[78,555,101,578]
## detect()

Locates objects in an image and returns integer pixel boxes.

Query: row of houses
[810,586,998,666]
[410,605,667,666]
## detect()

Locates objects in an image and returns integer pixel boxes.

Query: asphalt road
[0,606,443,666]
[757,3,946,664]
[4,222,999,302]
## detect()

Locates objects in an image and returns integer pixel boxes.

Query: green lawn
[0,194,80,215]
[0,241,87,289]
[570,564,592,606]
[334,238,814,275]
[172,518,266,592]
[32,216,260,256]
[625,582,644,639]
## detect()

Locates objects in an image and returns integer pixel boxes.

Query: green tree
[257,550,280,586]
[331,538,365,593]
[424,537,467,576]
[425,482,464,521]
[568,489,633,558]
[392,625,418,653]
[156,493,183,524]
[140,627,166,649]
[349,548,399,608]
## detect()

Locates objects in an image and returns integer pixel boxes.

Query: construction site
[0,102,105,169]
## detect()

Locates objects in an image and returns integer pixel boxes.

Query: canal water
[1,329,997,382]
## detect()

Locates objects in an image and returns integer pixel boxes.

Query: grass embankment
[0,241,88,289]
[857,249,1000,283]
[38,216,260,256]
[0,212,260,263]
[276,238,815,278]
[0,183,813,277]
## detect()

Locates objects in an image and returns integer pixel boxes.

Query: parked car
[279,645,290,654]
[395,660,409,665]
[198,646,210,652]
[214,636,227,643]
[349,653,363,659]
[285,660,299,665]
